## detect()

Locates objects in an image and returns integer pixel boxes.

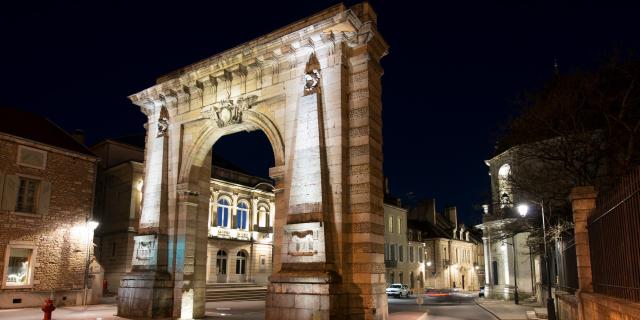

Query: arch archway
[117,4,388,319]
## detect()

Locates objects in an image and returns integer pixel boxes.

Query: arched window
[236,202,249,230]
[236,251,247,275]
[217,198,231,228]
[258,206,268,228]
[216,250,227,275]
[498,164,512,208]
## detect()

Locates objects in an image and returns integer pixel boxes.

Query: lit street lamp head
[87,220,99,231]
[517,204,529,217]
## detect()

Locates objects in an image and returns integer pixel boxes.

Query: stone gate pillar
[118,105,174,319]
[569,186,597,320]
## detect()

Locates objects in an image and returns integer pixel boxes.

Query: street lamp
[517,201,557,320]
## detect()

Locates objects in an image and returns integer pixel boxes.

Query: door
[236,251,247,282]
[216,250,227,283]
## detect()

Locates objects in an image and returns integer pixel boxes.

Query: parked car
[386,283,410,298]
[479,286,485,297]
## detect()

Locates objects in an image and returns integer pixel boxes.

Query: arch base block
[266,271,339,320]
[117,270,174,319]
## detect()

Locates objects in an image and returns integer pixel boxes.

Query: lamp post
[517,201,556,320]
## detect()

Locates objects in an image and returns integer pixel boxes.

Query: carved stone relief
[201,95,258,128]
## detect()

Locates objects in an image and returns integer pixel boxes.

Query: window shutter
[1,175,19,211]
[37,181,51,215]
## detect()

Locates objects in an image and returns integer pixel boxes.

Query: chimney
[426,199,437,225]
[445,206,457,228]
[71,129,85,145]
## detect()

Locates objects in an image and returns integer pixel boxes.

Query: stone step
[205,282,267,302]
[526,311,539,320]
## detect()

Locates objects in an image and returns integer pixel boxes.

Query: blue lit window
[237,202,249,230]
[217,198,231,228]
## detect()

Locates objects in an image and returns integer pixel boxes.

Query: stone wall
[0,136,98,308]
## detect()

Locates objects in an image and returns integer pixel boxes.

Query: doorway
[216,250,227,283]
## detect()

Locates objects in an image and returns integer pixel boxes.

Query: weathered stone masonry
[0,133,98,308]
[117,3,388,319]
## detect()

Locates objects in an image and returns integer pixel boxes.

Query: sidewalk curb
[474,299,501,320]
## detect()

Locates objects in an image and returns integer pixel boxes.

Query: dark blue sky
[1,1,638,226]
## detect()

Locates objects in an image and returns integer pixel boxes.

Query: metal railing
[588,167,640,302]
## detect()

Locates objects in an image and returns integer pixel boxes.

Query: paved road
[0,293,496,320]
[388,291,498,320]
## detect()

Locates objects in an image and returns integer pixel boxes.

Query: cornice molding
[128,5,388,109]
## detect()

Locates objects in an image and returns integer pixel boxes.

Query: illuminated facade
[481,149,539,301]
[205,168,275,285]
[92,139,275,293]
[0,108,99,308]
[409,200,484,291]
[117,3,388,318]
[383,201,428,292]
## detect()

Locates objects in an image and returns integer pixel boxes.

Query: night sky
[1,1,638,226]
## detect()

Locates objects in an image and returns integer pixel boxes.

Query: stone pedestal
[117,270,174,319]
[267,272,338,320]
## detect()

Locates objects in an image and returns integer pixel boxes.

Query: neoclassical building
[205,167,275,285]
[93,138,275,293]
[479,148,539,301]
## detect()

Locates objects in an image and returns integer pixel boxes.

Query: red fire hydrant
[42,298,55,320]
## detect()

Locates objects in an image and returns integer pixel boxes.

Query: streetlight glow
[426,261,432,267]
[517,204,529,217]
[87,220,99,231]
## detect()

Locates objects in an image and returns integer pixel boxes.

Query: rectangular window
[409,246,414,263]
[388,216,393,233]
[419,248,424,263]
[390,244,396,261]
[4,246,35,287]
[384,243,389,260]
[16,177,39,213]
[399,245,404,262]
[397,217,401,234]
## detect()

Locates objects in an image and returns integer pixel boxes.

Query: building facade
[0,107,99,308]
[383,201,427,291]
[93,139,275,293]
[480,149,540,301]
[410,200,484,291]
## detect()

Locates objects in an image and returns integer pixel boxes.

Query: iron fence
[588,167,640,302]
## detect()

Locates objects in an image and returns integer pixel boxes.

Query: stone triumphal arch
[117,3,388,319]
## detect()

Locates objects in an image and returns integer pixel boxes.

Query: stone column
[569,186,597,320]
[482,236,490,287]
[118,104,174,319]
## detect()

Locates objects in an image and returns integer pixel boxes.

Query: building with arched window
[92,138,275,294]
[206,165,275,285]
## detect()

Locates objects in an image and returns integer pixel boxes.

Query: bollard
[42,298,55,320]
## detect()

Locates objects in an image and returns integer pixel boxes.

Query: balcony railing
[208,226,272,241]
